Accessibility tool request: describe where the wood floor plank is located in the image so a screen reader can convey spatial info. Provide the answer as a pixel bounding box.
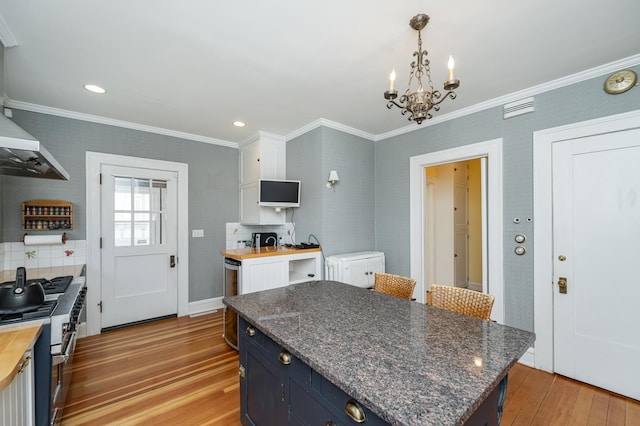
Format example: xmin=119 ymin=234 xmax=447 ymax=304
xmin=506 ymin=366 xmax=555 ymax=425
xmin=607 ymin=395 xmax=627 ymax=426
xmin=570 ymin=384 xmax=597 ymax=425
xmin=627 ymin=399 xmax=640 ymax=426
xmin=62 ymin=311 xmax=640 ymax=425
xmin=536 ymin=376 xmax=580 ymax=426
xmin=501 ymin=365 xmax=533 ymax=425
xmin=587 ymin=390 xmax=611 ymax=426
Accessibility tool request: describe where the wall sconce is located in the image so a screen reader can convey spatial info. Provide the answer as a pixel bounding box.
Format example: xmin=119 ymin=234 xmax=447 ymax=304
xmin=326 ymin=170 xmax=340 ymax=189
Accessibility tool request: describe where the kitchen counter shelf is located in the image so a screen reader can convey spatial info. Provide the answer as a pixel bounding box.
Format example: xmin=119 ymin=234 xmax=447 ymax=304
xmin=0 ymin=323 xmax=42 ymax=392
xmin=220 ymin=246 xmax=320 ymax=260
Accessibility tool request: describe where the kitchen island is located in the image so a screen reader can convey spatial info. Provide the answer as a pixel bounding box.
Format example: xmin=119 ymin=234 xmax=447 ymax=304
xmin=223 ymin=280 xmax=535 ymax=426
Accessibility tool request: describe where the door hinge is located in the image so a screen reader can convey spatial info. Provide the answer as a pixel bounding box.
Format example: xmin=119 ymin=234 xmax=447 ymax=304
xmin=100 ymin=237 xmax=103 ymax=249
xmin=99 ymin=173 xmax=102 ymax=185
xmin=98 ymin=301 xmax=103 ymax=313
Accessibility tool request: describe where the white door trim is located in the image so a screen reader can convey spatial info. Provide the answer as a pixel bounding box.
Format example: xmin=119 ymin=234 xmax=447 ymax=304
xmin=410 ymin=138 xmax=504 ymax=323
xmin=532 ymin=109 xmax=640 ymax=372
xmin=86 ymin=152 xmax=189 ymax=336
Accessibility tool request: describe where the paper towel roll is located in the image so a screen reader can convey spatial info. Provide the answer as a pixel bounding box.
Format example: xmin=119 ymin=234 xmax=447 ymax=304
xmin=23 ymin=234 xmax=66 ymax=246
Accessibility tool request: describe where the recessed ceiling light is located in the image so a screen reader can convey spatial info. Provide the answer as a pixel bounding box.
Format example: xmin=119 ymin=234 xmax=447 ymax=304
xmin=233 ymin=121 xmax=246 ymax=127
xmin=83 ymin=84 xmax=106 ymax=94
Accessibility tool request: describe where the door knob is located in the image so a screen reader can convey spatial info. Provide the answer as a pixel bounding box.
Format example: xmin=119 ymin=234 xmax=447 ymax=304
xmin=170 ymin=255 xmax=176 ymax=268
xmin=558 ymin=277 xmax=567 ymax=294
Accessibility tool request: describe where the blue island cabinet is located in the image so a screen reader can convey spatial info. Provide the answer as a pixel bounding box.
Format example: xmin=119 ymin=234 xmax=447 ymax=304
xmin=239 ymin=317 xmax=387 ymax=425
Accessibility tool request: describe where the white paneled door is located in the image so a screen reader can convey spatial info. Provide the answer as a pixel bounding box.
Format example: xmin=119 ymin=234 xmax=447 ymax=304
xmin=552 ymin=128 xmax=640 ymax=400
xmin=100 ymin=165 xmax=178 ymax=329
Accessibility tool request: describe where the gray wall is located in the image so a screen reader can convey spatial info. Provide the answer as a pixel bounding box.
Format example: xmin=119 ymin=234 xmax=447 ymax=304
xmin=287 ymin=127 xmax=375 ymax=257
xmin=1 ymin=110 xmax=239 ymax=302
xmin=374 ymin=65 xmax=640 ymax=332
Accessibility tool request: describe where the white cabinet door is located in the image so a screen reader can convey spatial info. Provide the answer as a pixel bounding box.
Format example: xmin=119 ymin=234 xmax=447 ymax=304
xmin=241 ymin=257 xmax=288 ymax=294
xmin=240 ymin=139 xmax=261 ymax=185
xmin=367 ymin=256 xmax=385 ymax=285
xmin=344 ymin=258 xmax=370 ymax=287
xmin=345 ymin=258 xmax=384 ymax=287
xmin=0 ymin=350 xmax=34 ymax=426
xmin=239 ymin=133 xmax=287 ymax=224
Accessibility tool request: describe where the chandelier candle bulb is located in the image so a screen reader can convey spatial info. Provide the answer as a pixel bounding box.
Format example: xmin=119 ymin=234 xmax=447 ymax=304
xmin=448 ymin=56 xmax=455 ymax=81
xmin=389 ymin=69 xmax=396 ymax=91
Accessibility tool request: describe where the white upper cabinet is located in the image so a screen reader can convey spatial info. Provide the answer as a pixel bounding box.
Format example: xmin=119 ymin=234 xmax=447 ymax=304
xmin=239 ymin=132 xmax=286 ymax=224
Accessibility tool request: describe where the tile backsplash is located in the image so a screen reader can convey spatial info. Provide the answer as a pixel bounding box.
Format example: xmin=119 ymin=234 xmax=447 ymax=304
xmin=1 ymin=239 xmax=86 ymax=270
xmin=225 ymin=222 xmax=295 ymax=249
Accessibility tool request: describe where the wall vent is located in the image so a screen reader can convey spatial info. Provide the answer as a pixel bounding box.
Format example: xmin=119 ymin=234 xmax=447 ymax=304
xmin=503 ymin=97 xmax=535 ymax=119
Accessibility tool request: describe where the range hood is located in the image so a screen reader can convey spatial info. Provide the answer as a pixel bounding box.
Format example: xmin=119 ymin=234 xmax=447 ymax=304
xmin=0 ymin=114 xmax=69 ymax=180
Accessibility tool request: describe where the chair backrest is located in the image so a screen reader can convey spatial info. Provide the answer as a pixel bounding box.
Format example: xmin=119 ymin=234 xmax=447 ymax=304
xmin=373 ymin=273 xmax=416 ymax=300
xmin=428 ymin=284 xmax=494 ymax=321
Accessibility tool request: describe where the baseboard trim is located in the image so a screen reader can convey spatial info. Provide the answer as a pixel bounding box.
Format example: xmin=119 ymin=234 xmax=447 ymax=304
xmin=467 ymin=281 xmax=482 ymax=292
xmin=189 ymin=296 xmax=224 ymax=317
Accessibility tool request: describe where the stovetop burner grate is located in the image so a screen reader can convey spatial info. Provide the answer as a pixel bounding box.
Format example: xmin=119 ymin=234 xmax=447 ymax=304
xmin=0 ymin=299 xmax=57 ymax=325
xmin=0 ymin=275 xmax=73 ymax=295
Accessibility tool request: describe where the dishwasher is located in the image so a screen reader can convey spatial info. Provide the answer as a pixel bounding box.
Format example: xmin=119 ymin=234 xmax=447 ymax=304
xmin=223 ymin=257 xmax=241 ymax=350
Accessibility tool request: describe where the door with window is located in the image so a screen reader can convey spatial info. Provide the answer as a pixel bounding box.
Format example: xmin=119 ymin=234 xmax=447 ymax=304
xmin=100 ymin=165 xmax=178 ymax=329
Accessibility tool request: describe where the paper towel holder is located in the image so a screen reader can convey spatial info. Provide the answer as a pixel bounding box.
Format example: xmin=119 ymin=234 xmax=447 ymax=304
xmin=22 ymin=232 xmax=67 ymax=245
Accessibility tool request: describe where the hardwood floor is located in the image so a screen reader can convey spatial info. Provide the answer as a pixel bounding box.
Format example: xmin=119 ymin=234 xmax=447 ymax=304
xmin=63 ymin=311 xmax=640 ymax=425
xmin=63 ymin=311 xmax=242 ymax=425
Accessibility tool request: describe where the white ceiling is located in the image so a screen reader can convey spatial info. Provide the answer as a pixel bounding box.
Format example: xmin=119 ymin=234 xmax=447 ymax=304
xmin=0 ymin=1 xmax=639 ymax=144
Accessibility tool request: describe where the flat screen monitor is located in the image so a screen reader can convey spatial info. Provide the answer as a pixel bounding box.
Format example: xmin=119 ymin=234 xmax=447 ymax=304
xmin=258 ymin=179 xmax=300 ymax=208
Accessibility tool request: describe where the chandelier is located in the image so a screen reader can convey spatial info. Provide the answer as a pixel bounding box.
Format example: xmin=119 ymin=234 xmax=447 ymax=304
xmin=384 ymin=14 xmax=460 ymax=124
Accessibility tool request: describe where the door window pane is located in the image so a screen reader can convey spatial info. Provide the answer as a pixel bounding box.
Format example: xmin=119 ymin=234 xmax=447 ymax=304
xmin=114 ymin=177 xmax=167 ymax=247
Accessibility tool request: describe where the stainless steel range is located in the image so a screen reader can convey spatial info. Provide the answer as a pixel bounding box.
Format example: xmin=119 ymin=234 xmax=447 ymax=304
xmin=0 ymin=272 xmax=87 ymax=425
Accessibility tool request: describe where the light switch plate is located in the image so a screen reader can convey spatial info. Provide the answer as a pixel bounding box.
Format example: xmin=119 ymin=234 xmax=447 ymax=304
xmin=192 ymin=229 xmax=204 ymax=238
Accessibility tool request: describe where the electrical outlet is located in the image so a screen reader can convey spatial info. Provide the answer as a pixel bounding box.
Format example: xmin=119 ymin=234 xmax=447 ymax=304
xmin=192 ymin=229 xmax=204 ymax=238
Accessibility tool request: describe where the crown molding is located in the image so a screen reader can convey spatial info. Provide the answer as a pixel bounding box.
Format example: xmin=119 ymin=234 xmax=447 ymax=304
xmin=239 ymin=130 xmax=286 ymax=147
xmin=3 ymin=97 xmax=238 ymax=148
xmin=0 ymin=14 xmax=18 ymax=47
xmin=285 ymin=118 xmax=376 ymax=142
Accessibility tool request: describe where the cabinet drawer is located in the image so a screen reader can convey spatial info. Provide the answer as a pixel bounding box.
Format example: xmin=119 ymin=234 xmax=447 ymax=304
xmin=290 ymin=379 xmax=340 ymax=426
xmin=240 ymin=318 xmax=311 ymax=385
xmin=316 ymin=372 xmax=387 ymax=425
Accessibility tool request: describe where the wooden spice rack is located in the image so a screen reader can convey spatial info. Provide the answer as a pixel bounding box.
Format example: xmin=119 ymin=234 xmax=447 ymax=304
xmin=22 ymin=199 xmax=73 ymax=231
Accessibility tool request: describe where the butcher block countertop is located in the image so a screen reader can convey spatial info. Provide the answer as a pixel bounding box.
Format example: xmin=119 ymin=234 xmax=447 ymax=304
xmin=224 ymin=280 xmax=535 ymax=426
xmin=0 ymin=323 xmax=42 ymax=391
xmin=0 ymin=264 xmax=85 ymax=282
xmin=220 ymin=246 xmax=321 ymax=260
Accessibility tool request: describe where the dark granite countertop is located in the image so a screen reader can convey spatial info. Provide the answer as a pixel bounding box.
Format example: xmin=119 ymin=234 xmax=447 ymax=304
xmin=223 ymin=280 xmax=535 ymax=426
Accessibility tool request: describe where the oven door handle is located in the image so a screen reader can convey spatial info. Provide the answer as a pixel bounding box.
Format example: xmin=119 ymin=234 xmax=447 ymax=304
xmin=52 ymin=331 xmax=77 ymax=366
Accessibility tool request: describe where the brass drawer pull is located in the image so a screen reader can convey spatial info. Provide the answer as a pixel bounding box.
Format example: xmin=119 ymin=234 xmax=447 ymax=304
xmin=278 ymin=351 xmax=292 ymax=365
xmin=246 ymin=326 xmax=256 ymax=337
xmin=345 ymin=399 xmax=366 ymax=423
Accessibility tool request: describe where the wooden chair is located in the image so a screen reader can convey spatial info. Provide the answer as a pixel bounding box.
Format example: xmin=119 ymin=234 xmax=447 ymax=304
xmin=373 ymin=273 xmax=416 ymax=300
xmin=427 ymin=284 xmax=494 ymax=321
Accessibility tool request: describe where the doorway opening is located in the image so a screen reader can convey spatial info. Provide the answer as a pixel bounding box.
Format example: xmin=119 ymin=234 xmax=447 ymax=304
xmin=424 ymin=159 xmax=483 ymax=292
xmin=410 ymin=139 xmax=504 ymax=323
